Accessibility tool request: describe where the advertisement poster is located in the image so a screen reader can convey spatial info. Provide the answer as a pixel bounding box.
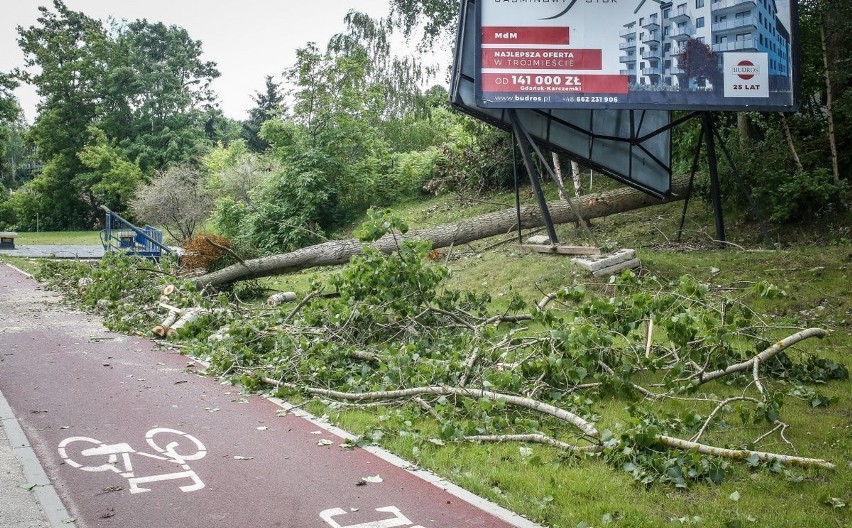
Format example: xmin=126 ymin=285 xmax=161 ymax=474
xmin=476 ymin=0 xmax=797 ymax=111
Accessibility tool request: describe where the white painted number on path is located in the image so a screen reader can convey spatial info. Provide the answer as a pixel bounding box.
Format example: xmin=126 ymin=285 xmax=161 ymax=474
xmin=58 ymin=428 xmax=206 ymax=494
xmin=320 ymin=506 xmax=427 ymax=528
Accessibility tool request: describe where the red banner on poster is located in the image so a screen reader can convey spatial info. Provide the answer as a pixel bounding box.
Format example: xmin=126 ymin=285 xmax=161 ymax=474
xmin=481 ymin=48 xmax=602 ymax=70
xmin=481 ymin=73 xmax=628 ymax=94
xmin=481 ymin=26 xmax=570 ymax=45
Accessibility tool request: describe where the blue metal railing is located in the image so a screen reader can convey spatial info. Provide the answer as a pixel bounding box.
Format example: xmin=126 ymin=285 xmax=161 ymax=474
xmin=100 ymin=205 xmax=171 ymax=259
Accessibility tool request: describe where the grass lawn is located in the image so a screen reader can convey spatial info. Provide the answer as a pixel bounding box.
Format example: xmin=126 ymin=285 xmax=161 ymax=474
xmin=11 ymin=231 xmax=103 ymax=246
xmin=255 ymin=195 xmax=851 ymax=528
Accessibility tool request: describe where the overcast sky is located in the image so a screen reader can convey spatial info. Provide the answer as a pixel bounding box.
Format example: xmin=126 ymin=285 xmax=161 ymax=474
xmin=1 ymin=0 xmax=435 ymax=122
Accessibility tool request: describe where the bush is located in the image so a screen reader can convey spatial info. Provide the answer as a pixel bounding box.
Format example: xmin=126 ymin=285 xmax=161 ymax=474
xmin=424 ymin=123 xmax=515 ymax=196
xmin=756 ymin=167 xmax=849 ymax=223
xmin=686 ymin=124 xmax=849 ymax=225
xmin=372 ymin=148 xmax=440 ymax=205
xmin=0 ymin=187 xmax=14 ymax=229
xmin=4 ymin=185 xmax=41 ymax=231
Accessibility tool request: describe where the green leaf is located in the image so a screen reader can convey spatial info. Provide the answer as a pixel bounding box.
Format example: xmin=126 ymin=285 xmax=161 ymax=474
xmin=746 ymin=453 xmax=761 ymax=467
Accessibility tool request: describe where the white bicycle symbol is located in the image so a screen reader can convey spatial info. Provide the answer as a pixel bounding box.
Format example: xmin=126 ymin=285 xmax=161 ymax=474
xmin=58 ymin=427 xmax=206 ymax=494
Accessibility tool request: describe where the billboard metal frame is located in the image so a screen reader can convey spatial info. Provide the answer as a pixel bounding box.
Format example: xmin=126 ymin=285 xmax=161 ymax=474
xmin=449 ymin=0 xmax=780 ymax=243
xmin=451 ymin=0 xmax=676 ymax=200
xmin=474 ymin=0 xmax=801 ymax=113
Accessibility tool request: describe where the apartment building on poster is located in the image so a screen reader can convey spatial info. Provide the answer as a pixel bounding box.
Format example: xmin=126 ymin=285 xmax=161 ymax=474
xmin=619 ymin=0 xmax=791 ymax=90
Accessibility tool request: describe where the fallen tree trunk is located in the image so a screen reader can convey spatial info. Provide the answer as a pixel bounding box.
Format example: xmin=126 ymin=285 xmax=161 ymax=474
xmin=194 ymin=176 xmax=690 ymax=288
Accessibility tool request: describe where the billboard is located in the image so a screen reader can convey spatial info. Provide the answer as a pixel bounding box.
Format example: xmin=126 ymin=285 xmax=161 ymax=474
xmin=452 ymin=0 xmax=673 ymax=197
xmin=476 ymin=0 xmax=798 ymax=111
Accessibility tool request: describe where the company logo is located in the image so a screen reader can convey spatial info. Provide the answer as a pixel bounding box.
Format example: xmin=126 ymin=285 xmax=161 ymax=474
xmin=732 ymin=60 xmax=759 ymax=80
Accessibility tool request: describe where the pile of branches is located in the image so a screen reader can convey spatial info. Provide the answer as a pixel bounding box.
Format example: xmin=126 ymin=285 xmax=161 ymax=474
xmin=38 ymin=231 xmax=847 ymax=488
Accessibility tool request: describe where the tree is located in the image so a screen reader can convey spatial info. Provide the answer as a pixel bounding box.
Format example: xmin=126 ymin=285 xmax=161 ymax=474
xmin=193 ymin=176 xmax=691 ymax=288
xmin=231 ymin=42 xmax=389 ymax=252
xmin=131 ymin=165 xmax=211 ymax=242
xmin=203 ymin=107 xmax=242 ymax=145
xmin=329 ymin=11 xmax=437 ymax=119
xmin=798 ymin=0 xmax=852 ymax=183
xmin=0 ymin=121 xmax=34 ymax=189
xmin=242 ymin=75 xmax=284 ymax=152
xmin=15 ymin=1 xmax=222 ymax=228
xmin=387 ymin=0 xmax=459 ymax=49
xmin=16 ymin=0 xmax=109 ymax=228
xmin=675 ymin=38 xmax=721 ymax=91
xmin=0 ymin=72 xmax=22 ymax=187
xmin=76 ymin=127 xmax=144 ymax=214
xmin=101 ymin=18 xmax=221 ymax=173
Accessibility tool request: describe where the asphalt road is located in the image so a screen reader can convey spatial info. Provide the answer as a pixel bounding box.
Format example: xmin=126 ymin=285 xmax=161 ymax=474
xmin=0 ymin=263 xmax=539 ymax=528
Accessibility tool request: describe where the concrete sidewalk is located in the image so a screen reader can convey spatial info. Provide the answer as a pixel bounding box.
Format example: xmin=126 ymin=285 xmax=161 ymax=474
xmin=1 ymin=390 xmax=68 ymax=528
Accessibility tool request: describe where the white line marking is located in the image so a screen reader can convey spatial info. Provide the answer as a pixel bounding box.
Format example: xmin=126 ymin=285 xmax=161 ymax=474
xmin=58 ymin=428 xmax=207 ymax=494
xmin=269 ymin=397 xmax=543 ymax=528
xmin=321 ymin=506 xmax=413 ymax=528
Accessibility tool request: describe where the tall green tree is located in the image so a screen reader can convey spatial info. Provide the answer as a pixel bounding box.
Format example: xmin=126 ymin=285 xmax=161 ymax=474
xmin=216 ymin=42 xmax=390 ymax=252
xmin=387 ymin=0 xmax=458 ymax=48
xmin=16 ymin=1 xmax=221 ymax=228
xmin=76 ymin=127 xmax=144 ymax=213
xmin=16 ymin=0 xmax=110 ymax=228
xmin=329 ymin=11 xmax=437 ymax=120
xmin=101 ymin=18 xmax=221 ymax=173
xmin=0 ymin=72 xmax=22 ymax=187
xmin=798 ymin=0 xmax=852 ymax=181
xmin=242 ymin=75 xmax=284 ymax=152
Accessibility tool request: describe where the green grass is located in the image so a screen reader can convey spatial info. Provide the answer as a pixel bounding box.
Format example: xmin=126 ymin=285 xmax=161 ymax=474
xmin=0 ymin=256 xmax=39 ymax=275
xmin=11 ymin=231 xmax=102 ymax=246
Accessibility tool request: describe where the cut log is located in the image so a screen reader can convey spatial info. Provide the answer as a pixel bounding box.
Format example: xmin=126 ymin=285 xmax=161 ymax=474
xmin=167 ymin=308 xmax=205 ymax=338
xmin=152 ymin=310 xmax=179 ymax=337
xmin=194 ymin=176 xmax=691 ymax=288
xmin=267 ymin=292 xmax=297 ymax=307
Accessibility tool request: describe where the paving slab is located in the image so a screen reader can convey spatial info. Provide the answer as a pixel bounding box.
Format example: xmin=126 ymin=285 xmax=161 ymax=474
xmin=0 ymin=408 xmax=52 ymax=528
xmin=0 ymin=263 xmax=540 ymax=528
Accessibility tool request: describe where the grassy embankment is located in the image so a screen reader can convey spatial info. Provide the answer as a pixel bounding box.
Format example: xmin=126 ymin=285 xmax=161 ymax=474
xmin=255 ymin=189 xmax=851 ymax=528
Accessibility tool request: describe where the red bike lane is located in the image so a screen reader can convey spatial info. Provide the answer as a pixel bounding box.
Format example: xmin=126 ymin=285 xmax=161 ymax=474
xmin=0 ymin=264 xmax=539 ymax=528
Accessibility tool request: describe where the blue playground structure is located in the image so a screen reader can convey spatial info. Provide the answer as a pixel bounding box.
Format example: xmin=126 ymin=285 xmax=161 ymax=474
xmin=100 ymin=206 xmax=171 ymax=260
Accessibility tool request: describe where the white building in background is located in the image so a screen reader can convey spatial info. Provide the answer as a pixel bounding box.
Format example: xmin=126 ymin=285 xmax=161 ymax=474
xmin=619 ymin=0 xmax=791 ymax=90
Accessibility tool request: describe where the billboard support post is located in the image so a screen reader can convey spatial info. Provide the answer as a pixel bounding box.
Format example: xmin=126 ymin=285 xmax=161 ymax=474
xmin=512 ymin=136 xmax=523 ymax=244
xmin=711 ymin=126 xmax=773 ymax=248
xmin=703 ymin=112 xmax=727 ymax=243
xmin=677 ymin=121 xmax=705 ymax=243
xmin=510 ymin=110 xmax=560 ymax=244
xmin=511 ymin=110 xmax=598 ymax=247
